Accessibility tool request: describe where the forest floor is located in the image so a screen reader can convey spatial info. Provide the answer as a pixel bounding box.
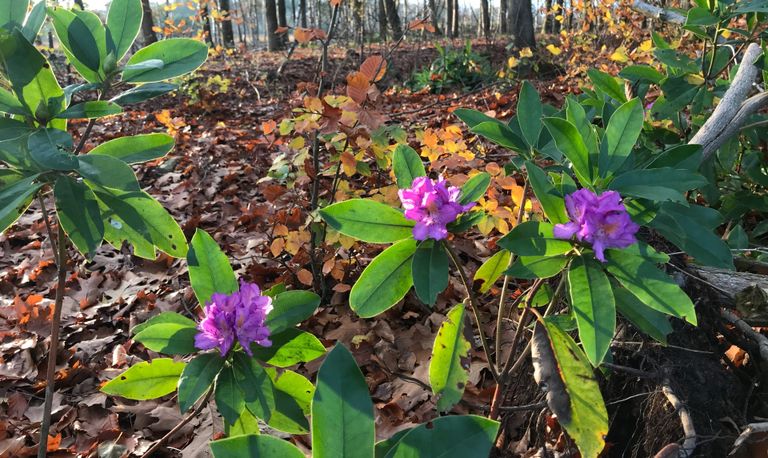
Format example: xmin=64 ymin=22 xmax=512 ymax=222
xmin=0 ymin=40 xmax=762 ymax=457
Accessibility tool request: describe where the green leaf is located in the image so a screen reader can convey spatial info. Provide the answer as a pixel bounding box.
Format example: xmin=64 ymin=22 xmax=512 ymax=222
xmin=177 ymin=353 xmax=224 ymax=413
xmin=0 ymin=174 xmax=43 ymax=234
xmin=429 ymin=303 xmax=470 ymax=412
xmin=411 ymin=240 xmax=449 ymax=305
xmin=567 ymin=256 xmax=615 ymax=366
xmin=107 ymin=0 xmax=143 ymax=61
xmin=613 ymin=286 xmax=672 ymax=345
xmin=22 ymin=1 xmax=47 ymax=42
xmin=0 ymin=28 xmax=65 ymax=120
xmin=648 ymin=144 xmax=702 ymax=171
xmin=609 ymin=168 xmax=706 ymax=203
xmin=605 ymin=250 xmax=697 ymax=324
xmin=54 ymin=176 xmax=104 ymax=257
xmin=542 ymin=117 xmax=593 ymax=186
xmin=312 ymin=344 xmax=375 ymax=458
xmin=57 ymin=101 xmax=122 ymax=119
xmin=587 ymin=68 xmax=627 ymax=103
xmin=110 ymin=82 xmax=178 ymax=105
xmin=232 ymin=352 xmax=276 ymax=422
xmin=599 ymin=98 xmax=643 ymax=176
xmin=88 ymin=132 xmax=175 ymax=164
xmin=187 ymin=229 xmax=238 ymax=306
xmin=498 ymin=221 xmax=572 ymax=257
xmin=531 ymin=319 xmax=608 ymax=458
xmin=506 ymin=255 xmax=569 ymax=279
xmin=267 ymin=290 xmax=321 ymax=334
xmin=383 ymin=415 xmax=499 ymax=458
xmin=225 ymin=407 xmax=260 ymax=437
xmin=210 ymin=435 xmax=304 ymax=458
xmin=474 ymin=249 xmax=511 ymax=293
xmin=0 ymin=87 xmax=28 ymax=116
xmin=28 ymin=128 xmax=78 ymax=171
xmin=350 ymin=238 xmax=418 ymax=317
xmin=453 ymin=108 xmax=497 ymax=128
xmin=459 ymin=172 xmax=490 ymax=205
xmin=526 ymin=161 xmax=567 ymax=224
xmin=618 ymin=65 xmax=664 ymax=84
xmin=392 ymin=144 xmax=425 ymax=189
xmin=48 ymin=7 xmax=103 ymax=82
xmin=265 ymin=368 xmax=311 ymax=434
xmin=101 ymin=358 xmax=185 ymax=400
xmin=686 ymin=7 xmax=719 ymax=26
xmin=91 ymin=187 xmax=188 ymax=259
xmin=123 ymin=38 xmax=208 ymax=82
xmin=518 ymin=80 xmax=543 ymax=148
xmin=267 ymin=367 xmax=314 ymax=414
xmin=133 ymin=312 xmax=197 ymax=355
xmin=320 ymin=199 xmax=415 ymax=243
xmin=0 ymin=0 xmax=28 ymax=30
xmin=77 ymin=154 xmax=141 ymax=191
xmin=376 ymin=430 xmax=413 ymax=458
xmin=216 ymin=366 xmax=245 ymax=426
xmin=470 ymin=121 xmax=528 ymax=153
xmin=250 ymin=328 xmax=325 ymax=368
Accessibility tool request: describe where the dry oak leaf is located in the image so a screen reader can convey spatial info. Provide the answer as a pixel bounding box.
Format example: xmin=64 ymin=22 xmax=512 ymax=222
xmin=346 ymin=71 xmax=371 ymax=104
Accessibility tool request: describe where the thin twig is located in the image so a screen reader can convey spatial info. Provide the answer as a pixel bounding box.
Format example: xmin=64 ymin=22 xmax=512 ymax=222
xmin=602 ymin=362 xmax=658 ymax=379
xmin=141 ymin=388 xmax=214 ymax=458
xmin=662 ymin=378 xmax=697 ymax=457
xmin=498 ymin=401 xmax=546 ymax=412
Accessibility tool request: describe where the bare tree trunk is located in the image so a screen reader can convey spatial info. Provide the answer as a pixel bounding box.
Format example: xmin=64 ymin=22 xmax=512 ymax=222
xmin=277 ymin=0 xmax=288 ymax=45
xmin=541 ymin=0 xmax=552 ymax=33
xmin=509 ymin=0 xmax=535 ymax=48
xmin=353 ymin=0 xmax=365 ymax=51
xmin=140 ymin=0 xmax=157 ymax=44
xmin=555 ymin=0 xmax=564 ymax=32
xmin=383 ymin=0 xmax=403 ymax=37
xmin=500 ymin=0 xmax=508 ymax=33
xmin=445 ymin=0 xmax=453 ymax=37
xmin=265 ymin=0 xmax=283 ymax=50
xmin=428 ymin=0 xmax=441 ymax=34
xmin=378 ymin=0 xmax=388 ymax=39
xmin=451 ymin=0 xmax=458 ymax=37
xmin=299 ymin=0 xmax=308 ymax=26
xmin=219 ymin=0 xmax=236 ymax=47
xmin=201 ymin=2 xmax=213 ymax=45
xmin=480 ymin=0 xmax=490 ymax=39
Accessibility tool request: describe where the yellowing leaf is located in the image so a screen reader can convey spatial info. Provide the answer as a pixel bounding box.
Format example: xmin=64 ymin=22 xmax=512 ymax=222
xmin=610 ymin=47 xmax=628 ymax=63
xmin=507 ymin=56 xmax=519 ymax=68
xmin=546 ymin=44 xmax=562 ymax=56
xmin=639 ymin=40 xmax=653 ymax=52
xmin=685 ymin=74 xmax=705 ymax=86
xmin=520 ymin=47 xmax=533 ymax=58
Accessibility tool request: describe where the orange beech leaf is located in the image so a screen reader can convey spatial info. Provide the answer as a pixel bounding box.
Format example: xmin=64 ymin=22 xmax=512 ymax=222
xmin=275 ymin=26 xmax=289 ymax=34
xmin=297 ymin=269 xmax=314 ymax=285
xmin=346 ymin=71 xmax=371 ymax=104
xmin=261 ymin=119 xmax=276 ymax=135
xmin=330 ymin=0 xmax=342 ymax=6
xmin=408 ymin=18 xmax=436 ymax=33
xmin=360 ymin=55 xmax=386 ymax=82
xmin=294 ymin=28 xmax=326 ymax=43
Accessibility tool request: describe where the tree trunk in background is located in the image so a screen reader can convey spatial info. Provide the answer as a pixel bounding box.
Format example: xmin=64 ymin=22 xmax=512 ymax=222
xmin=383 ymin=0 xmax=403 ymax=38
xmin=299 ymin=0 xmax=307 ymax=27
xmin=353 ymin=0 xmax=365 ymax=51
xmin=509 ymin=0 xmax=535 ymax=48
xmin=428 ymin=0 xmax=441 ymax=34
xmin=445 ymin=0 xmax=453 ymax=37
xmin=277 ymin=0 xmax=288 ymax=45
xmin=500 ymin=0 xmax=508 ymax=33
xmin=201 ymin=2 xmax=213 ymax=45
xmin=219 ymin=0 xmax=236 ymax=48
xmin=480 ymin=0 xmax=490 ymax=39
xmin=265 ymin=0 xmax=282 ymax=50
xmin=451 ymin=0 xmax=458 ymax=37
xmin=74 ymin=0 xmax=85 ymax=9
xmin=541 ymin=0 xmax=552 ymax=33
xmin=378 ymin=0 xmax=388 ymax=39
xmin=140 ymin=0 xmax=157 ymax=44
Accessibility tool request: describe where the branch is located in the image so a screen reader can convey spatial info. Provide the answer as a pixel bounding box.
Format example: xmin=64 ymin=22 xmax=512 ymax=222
xmin=730 ymin=422 xmax=768 ymax=455
xmin=661 ymin=378 xmax=697 ymax=457
xmin=631 ymin=0 xmax=686 ymax=25
xmin=720 ymin=308 xmax=768 ymax=361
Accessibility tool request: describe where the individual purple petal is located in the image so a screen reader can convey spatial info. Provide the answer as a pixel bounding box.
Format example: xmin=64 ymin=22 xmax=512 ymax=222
xmin=398 ymin=175 xmax=476 ymax=241
xmin=553 ymin=222 xmax=579 ymax=239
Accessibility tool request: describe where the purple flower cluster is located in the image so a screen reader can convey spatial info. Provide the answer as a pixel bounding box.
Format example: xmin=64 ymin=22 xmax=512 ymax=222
xmin=553 ymin=189 xmax=639 ymax=262
xmin=398 ymin=176 xmax=475 ymax=241
xmin=195 ymin=281 xmax=273 ymax=356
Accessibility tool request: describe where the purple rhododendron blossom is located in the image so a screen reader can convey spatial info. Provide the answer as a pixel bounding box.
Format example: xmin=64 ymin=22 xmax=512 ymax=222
xmin=195 ymin=280 xmax=273 ymax=356
xmin=553 ymin=189 xmax=639 ymax=262
xmin=398 ymin=175 xmax=475 ymax=241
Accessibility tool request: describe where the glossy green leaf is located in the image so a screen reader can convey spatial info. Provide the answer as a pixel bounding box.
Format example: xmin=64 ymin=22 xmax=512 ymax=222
xmin=498 ymin=221 xmax=572 ymax=257
xmin=392 ymin=144 xmax=425 ymax=189
xmin=225 ymin=408 xmax=260 ymax=437
xmin=567 ymin=256 xmax=615 ymax=366
xmin=429 ymin=303 xmax=470 ymax=412
xmin=28 ymin=128 xmax=78 ymax=171
xmin=0 ymin=0 xmax=28 ymax=30
xmin=531 ymin=319 xmax=608 ymax=458
xmin=383 ymin=415 xmax=499 ymax=458
xmin=48 ymin=7 xmax=103 ymax=81
xmin=648 ymin=144 xmax=702 ymax=171
xmin=232 ymin=352 xmax=276 ymax=422
xmin=88 ymin=132 xmax=175 ymax=164
xmin=587 ymin=68 xmax=627 ymax=103
xmin=77 ymin=154 xmax=141 ymax=191
xmin=0 ymin=174 xmax=43 ymax=234
xmin=453 ymin=108 xmax=497 ymax=128
xmin=320 ymin=199 xmax=414 ymax=243
xmin=22 ymin=1 xmax=47 ymax=42
xmin=250 ymin=328 xmax=325 ymax=368
xmin=474 ymin=249 xmax=511 ymax=293
xmin=215 ymin=365 xmax=245 ymax=426
xmin=609 ymin=168 xmax=706 ymax=202
xmin=0 ymin=87 xmax=28 ymax=116
xmin=470 ymin=121 xmax=528 ymax=152
xmin=101 ymin=358 xmax=185 ymax=400
xmin=599 ymin=98 xmax=643 ymax=176
xmin=177 ymin=353 xmax=224 ymax=413
xmin=350 ymin=238 xmax=418 ymax=317
xmin=459 ymin=172 xmax=490 ymax=205
xmin=110 ymin=82 xmax=178 ymax=105
xmin=107 ymin=0 xmax=143 ymax=61
xmin=542 ymin=117 xmax=593 ymax=186
xmin=518 ymin=81 xmax=543 ymax=148
xmin=376 ymin=430 xmax=413 ymax=458
xmin=54 ymin=176 xmax=104 ymax=257
xmin=605 ymin=250 xmax=697 ymax=324
xmin=526 ymin=161 xmax=567 ymax=224
xmin=57 ymin=101 xmax=122 ymax=119
xmin=123 ymin=38 xmax=208 ymax=82
xmin=187 ymin=228 xmax=238 ymax=306
xmin=506 ymin=254 xmax=569 ymax=279
xmin=267 ymin=368 xmax=314 ymax=414
xmin=411 ymin=240 xmax=449 ymax=305
xmin=132 ymin=312 xmax=197 ymax=355
xmin=210 ymin=435 xmax=304 ymax=458
xmin=312 ymin=344 xmax=375 ymax=458
xmin=265 ymin=368 xmax=311 ymax=434
xmin=267 ymin=290 xmax=321 ymax=334
xmin=686 ymin=7 xmax=719 ymax=26
xmin=618 ymin=65 xmax=664 ymax=84
xmin=92 ymin=187 xmax=188 ymax=259
xmin=613 ymin=286 xmax=672 ymax=345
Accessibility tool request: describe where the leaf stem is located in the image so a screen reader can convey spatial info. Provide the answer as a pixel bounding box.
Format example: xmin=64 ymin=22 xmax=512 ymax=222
xmin=443 ymin=241 xmax=499 ymax=382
